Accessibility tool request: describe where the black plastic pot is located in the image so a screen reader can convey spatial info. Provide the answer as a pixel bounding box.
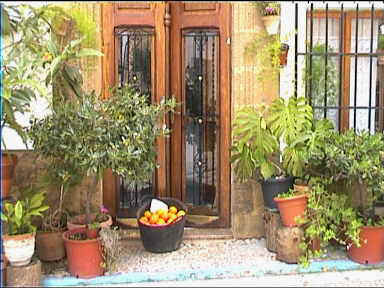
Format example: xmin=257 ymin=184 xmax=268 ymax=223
xmin=261 ymin=176 xmax=294 ymax=210
xmin=137 ymin=197 xmax=187 ymax=253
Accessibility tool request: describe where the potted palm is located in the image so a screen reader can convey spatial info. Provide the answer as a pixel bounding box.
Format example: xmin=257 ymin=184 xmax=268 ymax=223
xmin=27 ymin=85 xmax=176 ymax=278
xmin=231 ymin=96 xmax=313 ymax=209
xmin=1 ymin=187 xmax=49 ymax=267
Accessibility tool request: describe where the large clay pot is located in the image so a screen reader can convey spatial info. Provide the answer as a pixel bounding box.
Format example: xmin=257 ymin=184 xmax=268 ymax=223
xmin=36 ymin=231 xmax=66 ymax=262
xmin=2 ymin=232 xmax=35 ymax=267
xmin=1 ymin=153 xmax=17 ymax=200
xmin=63 ymin=228 xmax=104 ymax=279
xmin=67 ymin=213 xmax=112 ymax=231
xmin=274 ymin=194 xmax=308 ymax=227
xmin=347 ymin=225 xmax=384 ymax=264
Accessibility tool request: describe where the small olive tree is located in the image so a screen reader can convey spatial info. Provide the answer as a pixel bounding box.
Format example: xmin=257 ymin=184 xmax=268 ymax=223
xmin=27 ymin=85 xmax=176 ymax=224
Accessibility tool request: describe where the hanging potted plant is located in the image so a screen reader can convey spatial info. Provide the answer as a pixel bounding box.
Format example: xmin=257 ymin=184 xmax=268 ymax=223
xmin=27 ymin=85 xmax=176 ymax=278
xmin=255 ymin=2 xmax=281 ymax=35
xmin=1 ymin=187 xmax=49 ymax=267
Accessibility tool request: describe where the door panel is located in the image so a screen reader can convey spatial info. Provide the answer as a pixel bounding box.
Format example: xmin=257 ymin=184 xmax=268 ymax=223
xmin=170 ymin=2 xmax=231 ymax=227
xmin=102 ymin=2 xmax=231 ymax=228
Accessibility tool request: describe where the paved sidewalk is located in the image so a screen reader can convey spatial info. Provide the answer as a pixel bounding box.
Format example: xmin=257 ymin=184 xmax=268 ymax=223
xmin=83 ymin=269 xmax=384 ymax=287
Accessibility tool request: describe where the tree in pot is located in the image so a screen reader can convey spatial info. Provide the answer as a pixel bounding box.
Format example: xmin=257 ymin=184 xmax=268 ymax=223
xmin=1 ymin=187 xmax=49 ymax=267
xmin=231 ymin=96 xmax=313 ymax=209
xmin=305 ymin=128 xmax=384 ymax=264
xmin=27 ymin=85 xmax=176 ymax=278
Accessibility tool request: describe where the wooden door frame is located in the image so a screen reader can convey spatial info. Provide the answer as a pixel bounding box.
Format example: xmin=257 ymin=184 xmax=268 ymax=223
xmin=169 ymin=2 xmax=232 ymax=227
xmin=101 ymin=2 xmax=232 ymax=229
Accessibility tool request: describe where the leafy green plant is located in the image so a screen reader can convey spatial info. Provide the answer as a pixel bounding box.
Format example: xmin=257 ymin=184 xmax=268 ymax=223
xmin=27 ymin=85 xmax=177 ymax=226
xmin=297 ymin=177 xmax=362 ymax=267
xmin=231 ymin=96 xmax=313 ymax=183
xmin=1 ymin=187 xmax=49 ymax=235
xmin=1 ymin=4 xmax=102 ymax=149
xmin=302 ymin=43 xmax=339 ymax=122
xmin=378 ymin=34 xmax=384 ymax=50
xmin=275 ymin=188 xmax=304 ymax=199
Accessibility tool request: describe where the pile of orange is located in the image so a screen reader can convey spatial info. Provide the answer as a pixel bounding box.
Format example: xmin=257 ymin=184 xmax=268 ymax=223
xmin=139 ymin=205 xmax=186 ymax=226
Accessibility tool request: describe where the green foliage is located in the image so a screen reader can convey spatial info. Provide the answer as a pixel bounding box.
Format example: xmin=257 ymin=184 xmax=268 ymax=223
xmin=1 ymin=188 xmax=49 ymax=235
xmin=245 ymin=30 xmax=284 ymax=87
xmin=275 ymin=188 xmax=298 ymax=199
xmin=231 ymin=96 xmax=314 ymax=182
xmin=297 ymin=177 xmax=362 ymax=267
xmin=378 ymin=34 xmax=384 ymax=50
xmin=302 ymin=43 xmax=339 ymax=122
xmin=1 ymin=3 xmax=102 ymax=149
xmin=27 ymin=84 xmax=177 ymax=224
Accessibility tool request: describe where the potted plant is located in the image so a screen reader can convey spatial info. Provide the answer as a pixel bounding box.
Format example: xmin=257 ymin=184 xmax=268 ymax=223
xmin=305 ymin=128 xmax=384 ymax=264
xmin=231 ymin=96 xmax=313 ymax=209
xmin=1 ymin=187 xmax=49 ymax=267
xmin=273 ymin=188 xmax=308 ymax=227
xmin=254 ymin=2 xmax=281 ymax=35
xmin=27 ymin=85 xmax=176 ymax=278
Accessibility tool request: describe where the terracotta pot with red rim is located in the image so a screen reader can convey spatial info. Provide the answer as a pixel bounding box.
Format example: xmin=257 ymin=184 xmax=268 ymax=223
xmin=67 ymin=213 xmax=112 ymax=231
xmin=347 ymin=225 xmax=384 ymax=264
xmin=86 ymin=228 xmax=100 ymax=239
xmin=62 ymin=228 xmax=104 ymax=279
xmin=273 ymin=194 xmax=308 ymax=227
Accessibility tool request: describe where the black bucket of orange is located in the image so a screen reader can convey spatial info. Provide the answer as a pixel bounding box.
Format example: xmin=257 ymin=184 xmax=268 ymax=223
xmin=137 ymin=197 xmax=188 ymax=253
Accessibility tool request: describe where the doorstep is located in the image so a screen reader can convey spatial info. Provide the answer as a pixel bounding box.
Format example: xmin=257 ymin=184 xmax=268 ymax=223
xmin=118 ymin=227 xmax=234 ymax=241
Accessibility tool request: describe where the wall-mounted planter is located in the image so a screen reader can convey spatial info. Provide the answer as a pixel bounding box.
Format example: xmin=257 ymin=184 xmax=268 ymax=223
xmin=280 ymin=43 xmax=289 ymax=67
xmin=262 ymin=15 xmax=280 ymax=35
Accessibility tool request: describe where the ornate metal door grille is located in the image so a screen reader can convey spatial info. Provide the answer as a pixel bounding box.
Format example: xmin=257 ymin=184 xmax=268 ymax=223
xmin=115 ymin=27 xmax=154 ymax=217
xmin=183 ymin=30 xmax=219 ymax=210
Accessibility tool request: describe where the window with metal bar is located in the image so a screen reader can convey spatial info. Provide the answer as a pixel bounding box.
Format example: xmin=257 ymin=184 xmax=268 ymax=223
xmin=294 ymin=2 xmax=384 ymax=133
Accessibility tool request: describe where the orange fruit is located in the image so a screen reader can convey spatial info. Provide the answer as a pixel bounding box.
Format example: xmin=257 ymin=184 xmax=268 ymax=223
xmin=149 ymin=214 xmax=159 ymax=224
xmin=156 ymin=208 xmax=167 ymax=216
xmin=176 ymin=210 xmax=186 ymax=217
xmin=157 ymin=218 xmax=166 ymax=225
xmin=144 ymin=210 xmax=152 ymax=219
xmin=139 ymin=216 xmax=148 ymax=224
xmin=168 ymin=206 xmax=178 ymax=214
xmin=167 ymin=213 xmax=178 ymax=224
xmin=160 ymin=211 xmax=169 ymax=221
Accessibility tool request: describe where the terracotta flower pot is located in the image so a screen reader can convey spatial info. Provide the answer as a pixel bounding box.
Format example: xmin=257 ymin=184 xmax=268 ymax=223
xmin=1 ymin=153 xmax=17 ymax=200
xmin=274 ymin=194 xmax=308 ymax=227
xmin=67 ymin=213 xmax=112 ymax=231
xmin=347 ymin=225 xmax=384 ymax=264
xmin=86 ymin=228 xmax=100 ymax=239
xmin=62 ymin=228 xmax=104 ymax=279
xmin=2 ymin=232 xmax=35 ymax=267
xmin=36 ymin=230 xmax=66 ymax=262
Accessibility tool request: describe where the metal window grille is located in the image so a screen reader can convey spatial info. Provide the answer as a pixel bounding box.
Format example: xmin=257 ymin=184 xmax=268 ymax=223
xmin=294 ymin=2 xmax=384 ymax=133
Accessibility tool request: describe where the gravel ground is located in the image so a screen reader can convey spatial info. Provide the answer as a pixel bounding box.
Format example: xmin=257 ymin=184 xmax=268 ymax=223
xmin=42 ymin=237 xmax=347 ymax=277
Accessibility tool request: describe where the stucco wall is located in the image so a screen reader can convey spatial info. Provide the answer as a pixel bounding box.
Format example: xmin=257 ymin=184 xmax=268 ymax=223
xmin=230 ymin=2 xmax=280 ymax=239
